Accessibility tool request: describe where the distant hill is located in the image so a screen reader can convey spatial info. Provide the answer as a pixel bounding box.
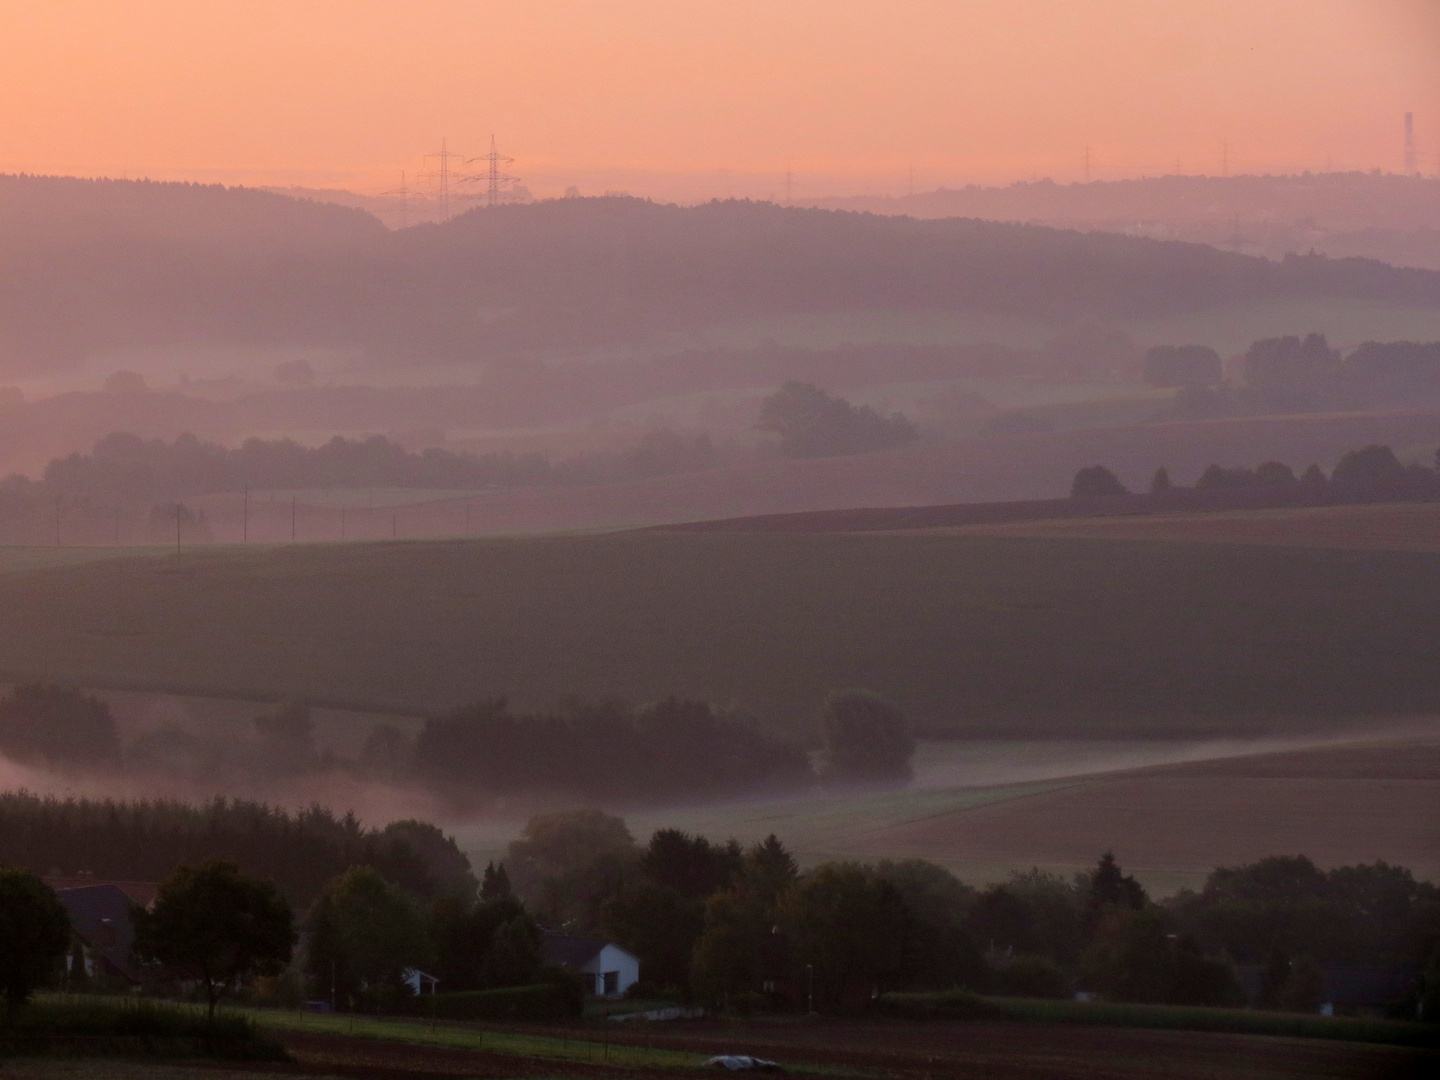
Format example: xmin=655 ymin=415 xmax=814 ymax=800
xmin=3 ymin=174 xmax=1440 ymax=372
xmin=808 ymin=172 xmax=1440 ymax=270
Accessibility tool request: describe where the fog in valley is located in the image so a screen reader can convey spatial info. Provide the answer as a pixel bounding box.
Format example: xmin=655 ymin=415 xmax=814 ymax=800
xmin=1 ymin=5 xmax=1439 ymax=1063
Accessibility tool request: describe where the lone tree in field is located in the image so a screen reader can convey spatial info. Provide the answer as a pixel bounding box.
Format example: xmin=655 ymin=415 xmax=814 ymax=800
xmin=133 ymin=860 xmax=294 ymax=1018
xmin=1071 ymin=465 xmax=1128 ymax=498
xmin=819 ymin=690 xmax=916 ymax=785
xmin=0 ymin=869 xmax=71 ymax=1012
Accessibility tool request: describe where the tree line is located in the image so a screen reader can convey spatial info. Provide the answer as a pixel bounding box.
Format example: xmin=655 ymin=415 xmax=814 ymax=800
xmin=506 ymin=812 xmax=1440 ymax=1017
xmin=1 ymin=803 xmax=1436 ymax=1021
xmin=0 ymin=790 xmax=474 ymax=908
xmin=0 ymin=685 xmax=918 ymax=808
xmin=9 ymin=427 xmax=719 ymax=512
xmin=1073 ymin=442 xmax=1439 ymax=499
xmin=1145 ymin=334 xmax=1440 ymax=417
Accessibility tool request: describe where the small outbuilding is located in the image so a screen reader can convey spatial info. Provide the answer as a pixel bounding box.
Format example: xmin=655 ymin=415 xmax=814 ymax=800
xmin=542 ymin=931 xmax=640 ymax=998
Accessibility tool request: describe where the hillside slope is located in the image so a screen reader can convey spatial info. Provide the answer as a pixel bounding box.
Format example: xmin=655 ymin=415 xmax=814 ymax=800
xmin=3 ymin=529 xmax=1440 ymax=737
xmin=4 ymin=177 xmax=1440 ymax=371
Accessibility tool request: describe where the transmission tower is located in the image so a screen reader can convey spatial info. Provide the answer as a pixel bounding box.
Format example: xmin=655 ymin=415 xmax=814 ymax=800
xmin=379 ymin=170 xmax=411 ymax=228
xmin=419 ymin=138 xmax=464 ymax=220
xmin=461 ymin=136 xmax=521 ymax=208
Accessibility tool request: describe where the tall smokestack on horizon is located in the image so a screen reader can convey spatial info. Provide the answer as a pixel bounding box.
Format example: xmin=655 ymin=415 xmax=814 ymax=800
xmin=1404 ymin=111 xmax=1417 ymax=174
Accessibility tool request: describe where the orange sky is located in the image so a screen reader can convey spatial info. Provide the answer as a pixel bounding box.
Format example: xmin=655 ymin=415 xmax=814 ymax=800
xmin=0 ymin=0 xmax=1437 ymax=199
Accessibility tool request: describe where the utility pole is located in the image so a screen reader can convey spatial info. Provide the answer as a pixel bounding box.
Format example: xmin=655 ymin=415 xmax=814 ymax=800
xmin=341 ymin=506 xmax=346 ymax=541
xmin=242 ymin=485 xmax=249 ymax=543
xmin=1221 ymin=139 xmax=1229 ymax=177
xmin=392 ymin=513 xmax=397 ymax=539
xmin=1084 ymin=145 xmax=1091 ymax=183
xmin=784 ymin=165 xmax=793 ymax=205
xmin=176 ymin=504 xmax=183 ymax=556
xmin=1405 ymin=112 xmax=1417 ymax=174
xmin=114 ymin=507 xmax=121 ymax=546
xmin=291 ymin=496 xmax=297 ymax=542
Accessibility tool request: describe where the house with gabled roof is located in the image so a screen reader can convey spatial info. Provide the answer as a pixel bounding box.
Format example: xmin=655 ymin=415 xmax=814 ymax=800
xmin=53 ymin=882 xmax=148 ymax=987
xmin=542 ymin=931 xmax=639 ymax=998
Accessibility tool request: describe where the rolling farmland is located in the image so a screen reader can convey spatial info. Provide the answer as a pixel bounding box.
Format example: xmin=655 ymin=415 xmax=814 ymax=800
xmin=2 ymin=523 xmax=1440 ymax=737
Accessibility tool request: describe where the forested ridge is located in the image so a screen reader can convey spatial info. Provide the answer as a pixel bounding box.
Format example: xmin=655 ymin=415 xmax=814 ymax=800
xmin=4 ymin=176 xmax=1440 ymax=367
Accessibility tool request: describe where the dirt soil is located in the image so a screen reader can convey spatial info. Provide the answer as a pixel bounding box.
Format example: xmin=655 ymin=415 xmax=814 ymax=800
xmin=280 ymin=1020 xmax=1438 ymax=1080
xmin=5 ymin=1018 xmax=1433 ymax=1080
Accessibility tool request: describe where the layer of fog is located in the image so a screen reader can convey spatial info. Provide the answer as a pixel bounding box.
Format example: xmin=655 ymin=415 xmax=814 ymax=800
xmin=907 ymin=718 xmax=1440 ymax=791
xmin=5 ymin=685 xmax=1436 ymax=841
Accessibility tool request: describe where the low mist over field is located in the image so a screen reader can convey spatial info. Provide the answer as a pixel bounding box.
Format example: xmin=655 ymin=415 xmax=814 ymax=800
xmin=1 ymin=6 xmax=1439 ymax=1070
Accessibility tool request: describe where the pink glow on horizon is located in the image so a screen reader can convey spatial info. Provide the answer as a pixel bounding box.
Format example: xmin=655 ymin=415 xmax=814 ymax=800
xmin=0 ymin=1 xmax=1435 ymax=199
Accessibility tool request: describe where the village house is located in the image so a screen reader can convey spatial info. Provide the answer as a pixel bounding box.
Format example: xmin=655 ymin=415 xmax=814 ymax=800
xmin=49 ymin=880 xmax=156 ymax=988
xmin=542 ymin=932 xmax=639 ymax=998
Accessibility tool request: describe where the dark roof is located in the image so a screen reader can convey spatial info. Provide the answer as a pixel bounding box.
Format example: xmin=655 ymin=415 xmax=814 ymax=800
xmin=55 ymin=884 xmax=142 ymax=984
xmin=543 ymin=931 xmax=607 ymax=969
xmin=45 ymin=877 xmax=158 ymax=908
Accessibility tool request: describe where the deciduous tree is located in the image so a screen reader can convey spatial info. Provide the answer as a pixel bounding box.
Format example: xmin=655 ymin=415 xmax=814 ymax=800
xmin=133 ymin=860 xmax=293 ymax=1018
xmin=0 ymin=869 xmax=70 ymax=1012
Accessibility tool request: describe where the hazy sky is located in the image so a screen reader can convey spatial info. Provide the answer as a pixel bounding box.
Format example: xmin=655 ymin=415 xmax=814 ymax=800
xmin=1 ymin=1 xmax=1437 ymax=199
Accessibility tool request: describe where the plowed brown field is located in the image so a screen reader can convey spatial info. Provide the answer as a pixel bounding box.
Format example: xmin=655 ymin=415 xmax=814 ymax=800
xmin=276 ymin=1021 xmax=1440 ymax=1080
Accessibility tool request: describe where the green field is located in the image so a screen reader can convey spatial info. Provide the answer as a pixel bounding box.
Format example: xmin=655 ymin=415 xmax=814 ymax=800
xmin=240 ymin=1008 xmax=709 ymax=1073
xmin=0 ymin=529 xmax=1438 ymax=740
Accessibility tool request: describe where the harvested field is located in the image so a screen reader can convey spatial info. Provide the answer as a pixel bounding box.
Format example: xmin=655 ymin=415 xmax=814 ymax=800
xmin=6 ymin=532 xmax=1440 ymax=737
xmin=951 ymin=500 xmax=1440 ymax=552
xmin=7 ymin=1016 xmax=1429 ymax=1080
xmin=260 ymin=1015 xmax=1440 ymax=1080
xmin=453 ymin=733 xmax=1440 ymax=895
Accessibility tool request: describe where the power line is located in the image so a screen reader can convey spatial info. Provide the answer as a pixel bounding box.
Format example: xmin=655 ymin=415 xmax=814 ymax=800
xmin=459 ymin=135 xmax=521 ymax=208
xmin=379 ymin=170 xmax=411 ymax=227
xmin=419 ymin=138 xmax=463 ymax=220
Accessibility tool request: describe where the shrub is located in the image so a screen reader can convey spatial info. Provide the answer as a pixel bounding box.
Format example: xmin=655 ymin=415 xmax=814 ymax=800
xmin=989 ymin=956 xmax=1070 ymax=999
xmin=876 ymin=988 xmax=1007 ymax=1020
xmin=405 ymin=983 xmax=581 ymax=1021
xmin=1071 ymin=466 xmax=1127 ymax=498
xmin=0 ymin=998 xmax=284 ymax=1060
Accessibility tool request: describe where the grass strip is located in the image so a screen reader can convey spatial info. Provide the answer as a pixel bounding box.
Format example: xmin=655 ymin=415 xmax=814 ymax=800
xmin=986 ymin=996 xmax=1440 ymax=1047
xmin=242 ymin=1007 xmax=877 ymax=1077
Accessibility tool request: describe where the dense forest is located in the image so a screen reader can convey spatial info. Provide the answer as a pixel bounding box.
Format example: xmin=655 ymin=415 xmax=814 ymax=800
xmin=0 ymin=792 xmax=473 ymax=907
xmin=4 ymin=175 xmax=1440 ymax=368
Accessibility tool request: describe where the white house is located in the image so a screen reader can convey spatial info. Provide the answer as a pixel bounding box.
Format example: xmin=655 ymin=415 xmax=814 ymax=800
xmin=542 ymin=932 xmax=640 ymax=998
xmin=401 ymin=968 xmax=439 ymax=995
